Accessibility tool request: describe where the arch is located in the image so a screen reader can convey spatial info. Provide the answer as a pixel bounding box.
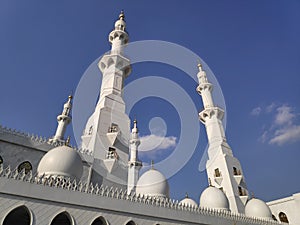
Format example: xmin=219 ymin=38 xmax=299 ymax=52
xmin=3 ymin=205 xmax=32 ymax=225
xmin=18 ymin=161 xmax=32 ymax=174
xmin=91 ymin=216 xmax=108 ymax=225
xmin=0 ymin=155 xmax=3 ymax=164
xmin=272 ymin=214 xmax=277 ymax=221
xmin=125 ymin=220 xmax=136 ymax=225
xmin=50 ymin=211 xmax=73 ymax=225
xmin=279 ymin=212 xmax=289 ymax=223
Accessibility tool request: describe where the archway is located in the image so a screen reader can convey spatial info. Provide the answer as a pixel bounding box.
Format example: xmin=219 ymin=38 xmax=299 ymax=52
xmin=50 ymin=211 xmax=72 ymax=225
xmin=279 ymin=212 xmax=289 ymax=223
xmin=125 ymin=221 xmax=136 ymax=225
xmin=91 ymin=216 xmax=107 ymax=225
xmin=3 ymin=205 xmax=31 ymax=225
xmin=18 ymin=161 xmax=32 ymax=174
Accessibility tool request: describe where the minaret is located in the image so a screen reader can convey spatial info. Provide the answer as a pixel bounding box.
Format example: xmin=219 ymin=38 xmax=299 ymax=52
xmin=127 ymin=119 xmax=142 ymax=194
xmin=48 ymin=95 xmax=72 ymax=145
xmin=197 ymin=63 xmax=249 ymax=213
xmin=81 ymin=12 xmax=131 ymax=187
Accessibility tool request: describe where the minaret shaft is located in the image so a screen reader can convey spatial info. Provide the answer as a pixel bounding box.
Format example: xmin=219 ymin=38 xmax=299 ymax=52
xmin=80 ymin=12 xmax=132 ymax=188
xmin=127 ymin=119 xmax=142 ymax=194
xmin=49 ymin=95 xmax=72 ymax=144
xmin=197 ymin=63 xmax=249 ymax=213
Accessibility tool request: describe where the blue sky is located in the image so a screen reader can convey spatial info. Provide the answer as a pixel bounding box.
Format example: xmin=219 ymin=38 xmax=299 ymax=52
xmin=0 ymin=1 xmax=299 ymax=202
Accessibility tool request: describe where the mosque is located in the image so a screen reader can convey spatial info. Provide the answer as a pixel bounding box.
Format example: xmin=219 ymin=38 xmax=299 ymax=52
xmin=0 ymin=12 xmax=299 ymax=225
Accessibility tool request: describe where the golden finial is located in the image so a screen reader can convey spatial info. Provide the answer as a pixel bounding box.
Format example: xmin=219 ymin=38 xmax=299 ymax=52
xmin=119 ymin=10 xmax=125 ymax=20
xmin=68 ymin=90 xmax=73 ymax=99
xmin=66 ymin=136 xmax=71 ymax=146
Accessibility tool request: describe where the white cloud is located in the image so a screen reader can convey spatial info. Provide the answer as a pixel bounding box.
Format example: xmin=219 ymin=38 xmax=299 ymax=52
xmin=139 ymin=134 xmax=177 ymax=152
xmin=266 ymin=102 xmax=276 ymax=113
xmin=274 ymin=105 xmax=295 ymax=126
xmin=256 ymin=103 xmax=300 ymax=146
xmin=269 ymin=125 xmax=300 ymax=145
xmin=259 ymin=130 xmax=268 ymax=143
xmin=250 ymin=107 xmax=262 ymax=116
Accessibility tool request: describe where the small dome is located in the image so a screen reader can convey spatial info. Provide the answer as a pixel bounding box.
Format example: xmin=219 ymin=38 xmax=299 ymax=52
xmin=37 ymin=145 xmax=83 ymax=180
xmin=180 ymin=196 xmax=198 ymax=207
xmin=245 ymin=198 xmax=272 ymax=218
xmin=136 ymin=168 xmax=169 ymax=198
xmin=200 ymin=186 xmax=229 ymax=210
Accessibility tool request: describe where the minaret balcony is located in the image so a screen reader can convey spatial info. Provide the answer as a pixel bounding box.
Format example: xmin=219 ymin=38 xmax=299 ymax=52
xmin=199 ymin=107 xmax=224 ymax=123
xmin=196 ymin=83 xmax=213 ymax=94
xmin=98 ymin=54 xmax=131 ymax=77
xmin=214 ymin=176 xmax=223 ymax=185
xmin=239 ymin=195 xmax=248 ymax=205
xmin=234 ymin=175 xmax=243 ymax=185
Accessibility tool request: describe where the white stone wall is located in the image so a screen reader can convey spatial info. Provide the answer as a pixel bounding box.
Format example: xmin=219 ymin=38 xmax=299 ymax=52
xmin=268 ymin=193 xmax=300 ymax=224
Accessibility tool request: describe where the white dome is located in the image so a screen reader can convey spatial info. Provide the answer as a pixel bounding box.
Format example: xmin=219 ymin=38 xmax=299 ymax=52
xmin=180 ymin=196 xmax=198 ymax=207
xmin=200 ymin=186 xmax=229 ymax=210
xmin=37 ymin=145 xmax=83 ymax=180
xmin=136 ymin=168 xmax=169 ymax=198
xmin=245 ymin=198 xmax=272 ymax=218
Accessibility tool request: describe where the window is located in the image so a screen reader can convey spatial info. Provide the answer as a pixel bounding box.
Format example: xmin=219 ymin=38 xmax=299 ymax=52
xmin=238 ymin=186 xmax=246 ymax=196
xmin=50 ymin=211 xmax=72 ymax=225
xmin=91 ymin=217 xmax=107 ymax=225
xmin=18 ymin=161 xmax=32 ymax=174
xmin=3 ymin=205 xmax=31 ymax=225
xmin=233 ymin=167 xmax=238 ymax=175
xmin=125 ymin=221 xmax=136 ymax=225
xmin=0 ymin=155 xmax=3 ymax=164
xmin=279 ymin=212 xmax=289 ymax=223
xmin=214 ymin=168 xmax=221 ymax=177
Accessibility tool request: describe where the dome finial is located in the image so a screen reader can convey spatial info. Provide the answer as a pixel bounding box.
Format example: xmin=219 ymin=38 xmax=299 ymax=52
xmin=151 ymin=160 xmax=154 ymax=169
xmin=208 ymin=178 xmax=212 ymax=186
xmin=197 ymin=62 xmax=203 ymax=72
xmin=133 ymin=117 xmax=137 ymax=128
xmin=68 ymin=90 xmax=73 ymax=101
xmin=119 ymin=10 xmax=125 ymax=20
xmin=185 ymin=192 xmax=189 ymax=198
xmin=66 ymin=136 xmax=71 ymax=146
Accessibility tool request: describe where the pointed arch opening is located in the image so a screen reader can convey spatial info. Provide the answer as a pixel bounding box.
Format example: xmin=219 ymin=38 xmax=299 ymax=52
xmin=279 ymin=212 xmax=289 ymax=223
xmin=0 ymin=155 xmax=3 ymax=164
xmin=125 ymin=221 xmax=136 ymax=225
xmin=3 ymin=205 xmax=31 ymax=225
xmin=91 ymin=216 xmax=107 ymax=225
xmin=18 ymin=161 xmax=32 ymax=174
xmin=50 ymin=211 xmax=72 ymax=225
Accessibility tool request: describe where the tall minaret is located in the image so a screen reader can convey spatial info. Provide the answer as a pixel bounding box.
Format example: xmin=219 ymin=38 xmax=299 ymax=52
xmin=81 ymin=12 xmax=131 ymax=187
xmin=48 ymin=95 xmax=72 ymax=145
xmin=197 ymin=63 xmax=249 ymax=213
xmin=127 ymin=119 xmax=142 ymax=194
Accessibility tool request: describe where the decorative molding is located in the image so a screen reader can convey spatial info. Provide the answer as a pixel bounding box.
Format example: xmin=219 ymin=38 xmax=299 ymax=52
xmin=0 ymin=163 xmax=280 ymax=225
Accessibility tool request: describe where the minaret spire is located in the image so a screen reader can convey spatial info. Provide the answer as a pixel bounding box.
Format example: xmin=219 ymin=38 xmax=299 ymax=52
xmin=81 ymin=12 xmax=132 ymax=188
xmin=49 ymin=95 xmax=72 ymax=145
xmin=197 ymin=63 xmax=249 ymax=213
xmin=127 ymin=118 xmax=142 ymax=194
